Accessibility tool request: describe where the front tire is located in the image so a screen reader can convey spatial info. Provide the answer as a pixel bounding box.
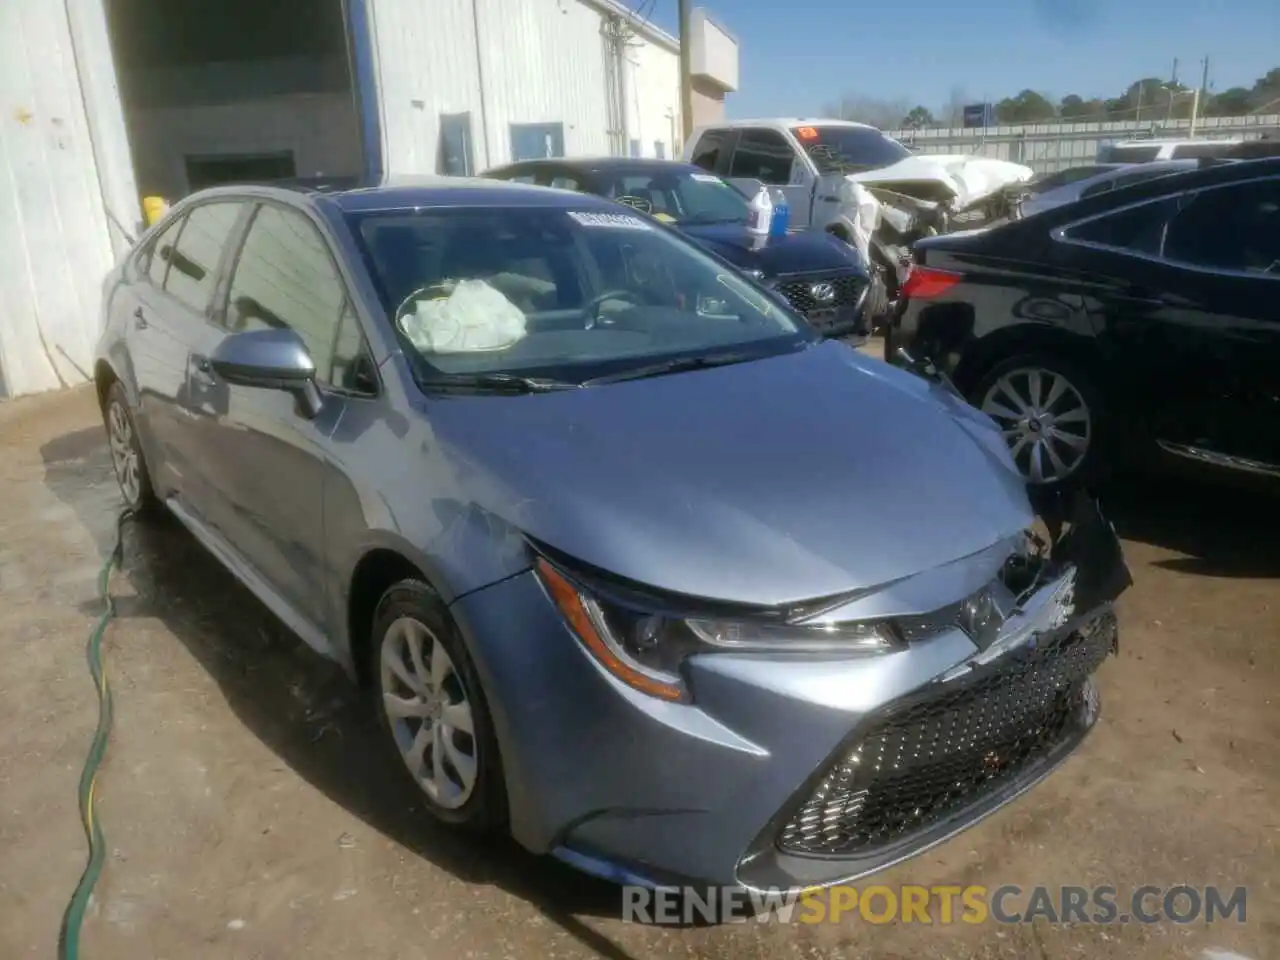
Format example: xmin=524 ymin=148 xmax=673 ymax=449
xmin=972 ymin=353 xmax=1105 ymax=489
xmin=369 ymin=579 xmax=507 ymax=833
xmin=103 ymin=382 xmax=160 ymax=515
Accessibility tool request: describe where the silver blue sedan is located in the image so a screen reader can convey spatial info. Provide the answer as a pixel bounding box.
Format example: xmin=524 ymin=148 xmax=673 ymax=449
xmin=94 ymin=176 xmax=1129 ymax=893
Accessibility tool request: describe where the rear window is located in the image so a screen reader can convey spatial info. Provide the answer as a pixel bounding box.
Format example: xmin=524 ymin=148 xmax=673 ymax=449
xmin=1169 ymin=141 xmax=1237 ymax=159
xmin=596 ymin=168 xmax=748 ymax=226
xmin=1028 ymin=166 xmax=1115 ymax=194
xmin=1097 ymin=144 xmax=1162 ymax=163
xmin=792 ymin=125 xmax=912 ymax=174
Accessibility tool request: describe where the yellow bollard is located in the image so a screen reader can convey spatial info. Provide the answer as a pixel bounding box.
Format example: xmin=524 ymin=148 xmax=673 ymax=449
xmin=141 ymin=196 xmax=169 ymax=226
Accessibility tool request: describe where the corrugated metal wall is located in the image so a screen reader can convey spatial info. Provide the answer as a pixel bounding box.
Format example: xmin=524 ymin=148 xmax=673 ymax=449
xmin=368 ymin=0 xmax=681 ymax=173
xmin=0 ymin=0 xmax=126 ymax=398
xmin=885 ymin=115 xmax=1280 ymax=174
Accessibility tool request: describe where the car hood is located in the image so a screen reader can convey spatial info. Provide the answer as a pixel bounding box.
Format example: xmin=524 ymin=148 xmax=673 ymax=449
xmin=679 ymin=222 xmax=865 ymax=277
xmin=424 ymin=341 xmax=1033 ymax=607
xmin=849 ymin=154 xmax=1034 ymax=210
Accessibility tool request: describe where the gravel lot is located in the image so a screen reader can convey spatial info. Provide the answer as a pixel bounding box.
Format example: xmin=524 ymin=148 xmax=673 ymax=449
xmin=1 ymin=357 xmax=1276 ymax=960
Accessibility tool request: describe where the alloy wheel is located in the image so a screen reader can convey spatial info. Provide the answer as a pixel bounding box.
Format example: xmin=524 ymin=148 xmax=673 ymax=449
xmin=980 ymin=367 xmax=1092 ymax=484
xmin=107 ymin=400 xmax=142 ymax=504
xmin=379 ymin=616 xmax=478 ymax=809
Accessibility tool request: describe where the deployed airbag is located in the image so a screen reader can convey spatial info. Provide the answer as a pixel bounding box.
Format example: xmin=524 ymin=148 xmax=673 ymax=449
xmin=398 ymin=279 xmax=528 ymax=354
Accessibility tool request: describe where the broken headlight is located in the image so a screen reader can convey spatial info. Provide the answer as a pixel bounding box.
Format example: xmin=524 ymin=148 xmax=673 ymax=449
xmin=534 ymin=557 xmax=899 ymax=703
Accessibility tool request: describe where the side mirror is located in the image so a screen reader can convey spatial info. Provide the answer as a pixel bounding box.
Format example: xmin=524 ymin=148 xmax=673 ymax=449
xmin=209 ymin=328 xmax=324 ymax=418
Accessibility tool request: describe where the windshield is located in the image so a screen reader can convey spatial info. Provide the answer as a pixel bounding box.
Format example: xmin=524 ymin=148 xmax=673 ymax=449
xmin=596 ymin=168 xmax=749 ymax=225
xmin=350 ymin=205 xmax=809 ymax=386
xmin=792 ymin=125 xmax=912 ymax=175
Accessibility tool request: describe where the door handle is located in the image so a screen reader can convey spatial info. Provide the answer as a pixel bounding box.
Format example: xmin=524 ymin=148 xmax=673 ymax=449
xmin=133 ymin=307 xmax=149 ymax=329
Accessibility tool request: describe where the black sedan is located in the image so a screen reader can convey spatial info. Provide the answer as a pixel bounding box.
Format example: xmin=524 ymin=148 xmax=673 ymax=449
xmin=482 ymin=157 xmax=876 ymax=341
xmin=887 ymin=157 xmax=1280 ymax=491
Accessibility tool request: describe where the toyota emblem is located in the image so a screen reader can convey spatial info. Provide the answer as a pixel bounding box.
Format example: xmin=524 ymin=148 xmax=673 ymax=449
xmin=809 ymin=282 xmax=836 ymax=303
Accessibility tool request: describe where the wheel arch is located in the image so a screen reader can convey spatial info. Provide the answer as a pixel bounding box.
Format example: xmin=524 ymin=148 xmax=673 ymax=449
xmin=94 ymin=359 xmax=118 ymax=412
xmin=345 ymin=543 xmax=439 ymax=688
xmin=953 ymin=323 xmax=1104 ymax=401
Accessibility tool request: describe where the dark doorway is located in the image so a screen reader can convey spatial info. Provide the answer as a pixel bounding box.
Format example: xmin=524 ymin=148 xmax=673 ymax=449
xmin=105 ymin=0 xmax=364 ymax=199
xmin=185 ymin=152 xmax=298 ymax=191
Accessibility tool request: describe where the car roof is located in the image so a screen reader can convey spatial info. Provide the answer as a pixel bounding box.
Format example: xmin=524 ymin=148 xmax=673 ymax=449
xmin=995 ymin=156 xmax=1280 ymax=238
xmin=709 ymin=118 xmax=880 ymax=132
xmin=488 ymin=157 xmax=705 ymax=176
xmin=178 ymin=175 xmax=624 ymax=214
xmin=1106 ymin=138 xmax=1241 ymax=147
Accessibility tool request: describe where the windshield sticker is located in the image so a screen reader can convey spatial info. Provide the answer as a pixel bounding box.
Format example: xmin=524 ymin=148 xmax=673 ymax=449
xmin=690 ymin=173 xmax=724 ymax=183
xmin=568 ymin=211 xmax=652 ymax=229
xmin=653 ymin=212 xmax=677 ymax=224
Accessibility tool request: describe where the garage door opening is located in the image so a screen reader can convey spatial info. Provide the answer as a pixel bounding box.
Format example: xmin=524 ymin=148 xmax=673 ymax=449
xmin=104 ymin=0 xmax=366 ymax=202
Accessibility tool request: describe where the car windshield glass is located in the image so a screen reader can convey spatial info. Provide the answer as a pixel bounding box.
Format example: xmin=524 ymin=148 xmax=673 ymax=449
xmin=350 ymin=205 xmax=809 ymax=386
xmin=793 ymin=125 xmax=912 ymax=174
xmin=596 ymin=168 xmax=749 ymax=225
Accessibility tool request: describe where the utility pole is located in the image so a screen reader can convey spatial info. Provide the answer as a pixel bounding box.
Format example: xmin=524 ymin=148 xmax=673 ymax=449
xmin=678 ymin=0 xmax=693 ymax=146
xmin=1191 ymin=55 xmax=1210 ymax=137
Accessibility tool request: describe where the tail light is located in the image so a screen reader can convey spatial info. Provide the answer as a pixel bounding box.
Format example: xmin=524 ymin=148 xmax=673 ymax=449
xmin=901 ymin=266 xmax=962 ymax=300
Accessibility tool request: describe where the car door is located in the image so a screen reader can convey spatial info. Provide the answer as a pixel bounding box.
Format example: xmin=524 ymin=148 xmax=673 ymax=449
xmin=725 ymin=127 xmax=814 ymax=226
xmin=119 ymin=214 xmax=188 ymax=494
xmin=133 ymin=201 xmax=247 ymax=507
xmin=184 ymin=200 xmax=376 ymax=620
xmin=1058 ymin=176 xmax=1280 ymax=475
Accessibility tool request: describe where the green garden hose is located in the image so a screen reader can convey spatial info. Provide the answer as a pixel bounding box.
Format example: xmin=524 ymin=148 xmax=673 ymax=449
xmin=58 ymin=508 xmax=134 ymax=960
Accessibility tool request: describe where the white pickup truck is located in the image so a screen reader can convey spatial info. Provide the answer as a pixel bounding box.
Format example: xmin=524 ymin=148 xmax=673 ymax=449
xmin=681 ymin=119 xmax=1033 ymax=318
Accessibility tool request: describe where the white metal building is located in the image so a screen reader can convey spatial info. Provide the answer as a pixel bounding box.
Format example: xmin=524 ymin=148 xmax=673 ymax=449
xmin=0 ymin=0 xmax=739 ymax=399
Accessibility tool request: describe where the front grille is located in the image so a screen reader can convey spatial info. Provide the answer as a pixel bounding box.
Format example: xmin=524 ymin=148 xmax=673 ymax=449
xmin=773 ymin=273 xmax=866 ymax=317
xmin=777 ymin=612 xmax=1117 ymax=858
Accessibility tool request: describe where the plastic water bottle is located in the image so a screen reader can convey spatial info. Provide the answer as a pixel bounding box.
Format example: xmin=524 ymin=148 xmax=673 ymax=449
xmin=747 ymin=185 xmax=773 ymax=238
xmin=769 ymin=188 xmax=790 ymax=237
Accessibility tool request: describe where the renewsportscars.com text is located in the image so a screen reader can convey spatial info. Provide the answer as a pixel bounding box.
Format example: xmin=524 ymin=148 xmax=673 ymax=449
xmin=622 ymin=884 xmax=1248 ymax=926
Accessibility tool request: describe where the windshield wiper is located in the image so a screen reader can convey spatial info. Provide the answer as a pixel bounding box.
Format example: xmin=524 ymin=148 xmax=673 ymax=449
xmin=421 ymin=372 xmax=579 ymax=394
xmin=580 ymin=351 xmax=762 ymax=386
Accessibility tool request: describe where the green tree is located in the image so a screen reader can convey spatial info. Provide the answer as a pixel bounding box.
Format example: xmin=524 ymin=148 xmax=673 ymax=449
xmin=901 ymin=105 xmax=936 ymax=128
xmin=995 ymin=89 xmax=1057 ymax=123
xmin=1059 ymin=94 xmax=1107 ymax=120
xmin=1207 ymin=88 xmax=1252 ymax=116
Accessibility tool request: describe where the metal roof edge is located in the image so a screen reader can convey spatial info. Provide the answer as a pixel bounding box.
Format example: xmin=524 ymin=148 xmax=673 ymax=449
xmin=579 ymin=0 xmax=680 ymax=53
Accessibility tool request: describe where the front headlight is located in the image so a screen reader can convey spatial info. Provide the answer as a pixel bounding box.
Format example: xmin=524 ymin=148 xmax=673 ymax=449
xmin=534 ymin=558 xmax=900 ymax=703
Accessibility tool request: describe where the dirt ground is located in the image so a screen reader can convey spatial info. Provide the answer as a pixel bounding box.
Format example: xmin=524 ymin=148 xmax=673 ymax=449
xmin=1 ymin=361 xmax=1277 ymax=960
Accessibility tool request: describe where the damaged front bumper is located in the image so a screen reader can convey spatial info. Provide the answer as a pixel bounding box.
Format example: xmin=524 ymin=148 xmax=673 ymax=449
xmin=451 ymin=489 xmax=1131 ymax=893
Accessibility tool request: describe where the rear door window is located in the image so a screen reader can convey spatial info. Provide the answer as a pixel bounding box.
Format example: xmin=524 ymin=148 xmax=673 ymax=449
xmin=162 ymin=202 xmax=244 ymax=313
xmin=689 ymin=128 xmax=732 ymax=173
xmin=1062 ymin=196 xmax=1179 ymax=256
xmin=1163 ymin=178 xmax=1280 ymax=274
xmin=728 ymin=128 xmax=796 ymax=185
xmin=145 ymin=217 xmax=186 ymax=287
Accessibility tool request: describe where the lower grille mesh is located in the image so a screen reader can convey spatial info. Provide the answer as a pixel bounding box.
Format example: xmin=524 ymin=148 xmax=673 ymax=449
xmin=778 ymin=613 xmax=1117 ymax=857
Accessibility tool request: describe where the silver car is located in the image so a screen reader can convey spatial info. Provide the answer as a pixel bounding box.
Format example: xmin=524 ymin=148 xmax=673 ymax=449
xmin=94 ymin=177 xmax=1130 ymax=893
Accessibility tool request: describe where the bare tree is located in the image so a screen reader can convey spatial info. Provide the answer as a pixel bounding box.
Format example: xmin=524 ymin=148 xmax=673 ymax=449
xmin=822 ymin=93 xmax=913 ymax=130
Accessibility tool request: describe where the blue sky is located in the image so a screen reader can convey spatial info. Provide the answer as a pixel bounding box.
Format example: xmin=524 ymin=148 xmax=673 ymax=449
xmin=630 ymin=0 xmax=1280 ymax=118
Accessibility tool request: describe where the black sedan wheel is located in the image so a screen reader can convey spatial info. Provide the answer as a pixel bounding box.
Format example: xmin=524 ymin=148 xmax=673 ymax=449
xmin=975 ymin=355 xmax=1099 ymax=486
